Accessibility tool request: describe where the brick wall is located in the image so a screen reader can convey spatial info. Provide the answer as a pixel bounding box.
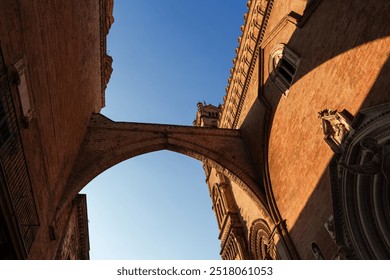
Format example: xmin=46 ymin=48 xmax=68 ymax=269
xmin=0 ymin=0 xmax=104 ymax=258
xmin=238 ymin=0 xmax=390 ymax=258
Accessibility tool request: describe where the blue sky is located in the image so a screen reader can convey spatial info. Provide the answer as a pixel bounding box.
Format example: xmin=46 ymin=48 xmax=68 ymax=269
xmin=81 ymin=0 xmax=247 ymax=260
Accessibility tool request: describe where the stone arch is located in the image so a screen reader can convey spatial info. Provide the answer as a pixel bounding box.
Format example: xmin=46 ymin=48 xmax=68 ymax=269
xmin=331 ymin=103 xmax=390 ymax=259
xmin=249 ymin=218 xmax=278 ymax=260
xmin=54 ymin=113 xmax=262 ymax=221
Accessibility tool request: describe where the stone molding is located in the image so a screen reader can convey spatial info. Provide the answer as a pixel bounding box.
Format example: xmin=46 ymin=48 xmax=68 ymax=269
xmin=261 ymin=12 xmax=300 ymax=47
xmin=249 ymin=219 xmax=277 ymax=259
xmin=219 ymin=0 xmax=322 ymax=129
xmin=330 ymin=103 xmax=390 ymax=259
xmin=220 ymin=0 xmax=274 ymax=129
xmin=219 ymin=0 xmax=300 ymax=259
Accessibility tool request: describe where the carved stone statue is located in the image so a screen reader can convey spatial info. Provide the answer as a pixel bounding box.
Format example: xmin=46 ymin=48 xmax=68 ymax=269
xmin=318 ymin=109 xmax=353 ymax=153
xmin=340 ymin=138 xmax=390 ymax=184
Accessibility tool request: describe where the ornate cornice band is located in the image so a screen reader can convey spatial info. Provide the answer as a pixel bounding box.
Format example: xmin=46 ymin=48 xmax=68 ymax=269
xmin=220 ymin=0 xmax=274 ymax=129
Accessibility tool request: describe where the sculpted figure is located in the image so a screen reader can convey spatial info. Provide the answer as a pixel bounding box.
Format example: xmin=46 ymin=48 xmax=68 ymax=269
xmin=318 ymin=109 xmax=352 ymax=152
xmin=340 ymin=138 xmax=390 ymax=184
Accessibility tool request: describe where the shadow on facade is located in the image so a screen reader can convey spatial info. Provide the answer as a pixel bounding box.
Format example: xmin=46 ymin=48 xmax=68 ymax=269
xmin=257 ymin=0 xmax=390 ymax=124
xmin=290 ymin=0 xmax=390 ymax=88
xmin=239 ymin=0 xmax=390 ymax=259
xmin=285 ymin=56 xmax=390 ymax=259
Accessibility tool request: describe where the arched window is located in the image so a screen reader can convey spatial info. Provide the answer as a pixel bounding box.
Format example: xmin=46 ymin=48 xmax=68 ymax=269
xmin=212 ymin=184 xmax=227 ymax=228
xmin=249 ymin=219 xmax=278 ymax=260
xmin=269 ymin=44 xmax=300 ymax=96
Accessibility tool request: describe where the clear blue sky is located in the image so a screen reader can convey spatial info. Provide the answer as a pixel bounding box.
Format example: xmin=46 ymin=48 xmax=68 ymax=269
xmin=81 ymin=0 xmax=247 ymax=260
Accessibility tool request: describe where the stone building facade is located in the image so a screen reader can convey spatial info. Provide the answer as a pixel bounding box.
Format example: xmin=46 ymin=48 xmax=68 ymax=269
xmin=0 ymin=0 xmax=389 ymax=259
xmin=194 ymin=0 xmax=390 ymax=259
xmin=54 ymin=195 xmax=90 ymax=260
xmin=0 ymin=0 xmax=113 ymax=259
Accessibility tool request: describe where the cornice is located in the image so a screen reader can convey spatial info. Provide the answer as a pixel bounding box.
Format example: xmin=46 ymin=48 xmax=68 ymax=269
xmin=99 ymin=0 xmax=114 ymax=108
xmin=219 ymin=0 xmax=274 ymax=129
xmin=218 ymin=1 xmax=301 ymax=259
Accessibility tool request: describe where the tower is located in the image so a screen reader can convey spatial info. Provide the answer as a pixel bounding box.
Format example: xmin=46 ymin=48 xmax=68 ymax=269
xmin=193 ymin=102 xmax=220 ymax=128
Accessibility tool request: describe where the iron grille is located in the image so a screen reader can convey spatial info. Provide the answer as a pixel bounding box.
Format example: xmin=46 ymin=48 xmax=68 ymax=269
xmin=0 ymin=48 xmax=39 ymax=255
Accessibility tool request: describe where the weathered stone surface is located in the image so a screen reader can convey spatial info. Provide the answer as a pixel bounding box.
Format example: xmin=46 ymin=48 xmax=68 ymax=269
xmin=55 ymin=113 xmax=261 ymax=218
xmin=0 ymin=0 xmax=112 ymax=259
xmin=1 ymin=0 xmax=389 ymax=260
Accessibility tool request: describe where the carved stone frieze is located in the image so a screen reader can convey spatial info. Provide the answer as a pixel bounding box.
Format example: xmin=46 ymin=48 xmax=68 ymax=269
xmin=220 ymin=0 xmax=274 ymax=129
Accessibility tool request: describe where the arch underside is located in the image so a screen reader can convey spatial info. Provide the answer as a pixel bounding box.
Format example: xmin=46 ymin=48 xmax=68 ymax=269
xmin=56 ymin=113 xmax=263 ymax=219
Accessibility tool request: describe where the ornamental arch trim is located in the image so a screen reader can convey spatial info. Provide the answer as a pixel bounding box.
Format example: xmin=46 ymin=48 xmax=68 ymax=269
xmin=330 ymin=102 xmax=390 ymax=259
xmin=249 ymin=219 xmax=278 ymax=260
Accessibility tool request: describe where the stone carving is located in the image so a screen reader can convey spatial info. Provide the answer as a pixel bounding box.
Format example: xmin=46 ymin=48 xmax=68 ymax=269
xmin=331 ymin=104 xmax=390 ymax=259
xmin=249 ymin=219 xmax=277 ymax=260
xmin=220 ymin=0 xmax=273 ymax=129
xmin=339 ymin=138 xmax=390 ymax=184
xmin=318 ymin=109 xmax=352 ymax=153
xmin=221 ymin=227 xmax=248 ymax=260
